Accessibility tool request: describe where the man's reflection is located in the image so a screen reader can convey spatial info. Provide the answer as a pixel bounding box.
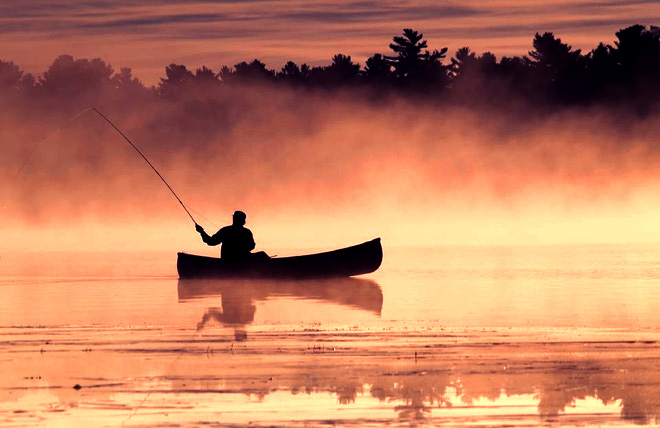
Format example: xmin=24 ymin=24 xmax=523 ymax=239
xmin=196 ymin=290 xmax=256 ymax=341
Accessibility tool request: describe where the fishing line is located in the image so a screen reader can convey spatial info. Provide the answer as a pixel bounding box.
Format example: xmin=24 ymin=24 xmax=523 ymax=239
xmin=5 ymin=107 xmax=94 ymax=213
xmin=13 ymin=107 xmax=94 ymax=179
xmin=90 ymin=109 xmax=222 ymax=424
xmin=190 ymin=208 xmax=218 ymax=228
xmin=90 ymin=107 xmax=197 ymax=225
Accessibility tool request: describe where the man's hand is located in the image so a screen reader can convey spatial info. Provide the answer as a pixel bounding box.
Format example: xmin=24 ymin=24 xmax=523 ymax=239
xmin=195 ymin=224 xmax=204 ymax=233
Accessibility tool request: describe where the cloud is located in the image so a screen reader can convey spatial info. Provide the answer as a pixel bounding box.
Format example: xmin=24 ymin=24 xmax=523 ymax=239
xmin=77 ymin=13 xmax=232 ymax=29
xmin=432 ymin=16 xmax=660 ymax=40
xmin=280 ymin=4 xmax=481 ymax=23
xmin=0 ymin=1 xmax=481 ymax=35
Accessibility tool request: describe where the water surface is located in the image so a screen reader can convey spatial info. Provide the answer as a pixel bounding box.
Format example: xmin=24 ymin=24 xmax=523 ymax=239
xmin=1 ymin=245 xmax=659 ymax=426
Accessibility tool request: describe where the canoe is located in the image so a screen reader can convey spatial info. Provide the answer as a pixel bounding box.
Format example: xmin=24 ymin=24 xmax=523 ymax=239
xmin=177 ymin=238 xmax=382 ymax=279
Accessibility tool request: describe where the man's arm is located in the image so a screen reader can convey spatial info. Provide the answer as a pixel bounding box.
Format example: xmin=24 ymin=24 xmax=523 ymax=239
xmin=196 ymin=224 xmax=223 ymax=246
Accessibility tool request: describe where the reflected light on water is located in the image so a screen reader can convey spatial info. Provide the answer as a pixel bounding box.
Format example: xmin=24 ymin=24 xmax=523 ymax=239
xmin=2 ymin=339 xmax=656 ymax=427
xmin=0 ymin=388 xmax=627 ymax=426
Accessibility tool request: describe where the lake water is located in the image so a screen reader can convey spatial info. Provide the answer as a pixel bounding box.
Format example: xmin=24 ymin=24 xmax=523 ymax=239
xmin=1 ymin=244 xmax=659 ymax=426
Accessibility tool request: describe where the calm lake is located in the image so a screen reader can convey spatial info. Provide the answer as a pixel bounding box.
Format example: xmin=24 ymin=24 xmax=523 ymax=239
xmin=1 ymin=244 xmax=659 ymax=426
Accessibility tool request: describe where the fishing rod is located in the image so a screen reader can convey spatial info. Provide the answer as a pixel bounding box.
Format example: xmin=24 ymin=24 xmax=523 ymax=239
xmin=90 ymin=107 xmax=198 ymax=225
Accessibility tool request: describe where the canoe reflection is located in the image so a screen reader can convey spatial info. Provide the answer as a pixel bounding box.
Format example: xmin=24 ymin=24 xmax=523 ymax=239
xmin=177 ymin=278 xmax=383 ymax=340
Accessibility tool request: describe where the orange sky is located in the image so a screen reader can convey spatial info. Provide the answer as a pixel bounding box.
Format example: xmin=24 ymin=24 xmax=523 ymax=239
xmin=2 ymin=0 xmax=660 ymax=84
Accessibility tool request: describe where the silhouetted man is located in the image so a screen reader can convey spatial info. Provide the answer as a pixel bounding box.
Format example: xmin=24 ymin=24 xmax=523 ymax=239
xmin=195 ymin=210 xmax=256 ymax=259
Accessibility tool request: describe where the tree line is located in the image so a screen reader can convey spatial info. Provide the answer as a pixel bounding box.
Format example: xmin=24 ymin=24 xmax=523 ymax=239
xmin=1 ymin=25 xmax=660 ymax=112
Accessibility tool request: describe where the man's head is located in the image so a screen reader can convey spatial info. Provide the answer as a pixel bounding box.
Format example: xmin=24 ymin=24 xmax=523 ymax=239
xmin=232 ymin=210 xmax=247 ymax=226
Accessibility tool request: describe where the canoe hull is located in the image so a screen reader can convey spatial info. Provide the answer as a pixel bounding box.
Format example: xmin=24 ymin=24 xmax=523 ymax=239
xmin=177 ymin=238 xmax=383 ymax=279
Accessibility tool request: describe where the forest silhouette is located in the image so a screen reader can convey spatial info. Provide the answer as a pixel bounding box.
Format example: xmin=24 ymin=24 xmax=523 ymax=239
xmin=1 ymin=25 xmax=660 ymax=113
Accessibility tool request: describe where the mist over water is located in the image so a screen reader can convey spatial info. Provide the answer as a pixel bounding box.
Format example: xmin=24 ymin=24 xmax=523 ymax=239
xmin=3 ymin=86 xmax=660 ymax=250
